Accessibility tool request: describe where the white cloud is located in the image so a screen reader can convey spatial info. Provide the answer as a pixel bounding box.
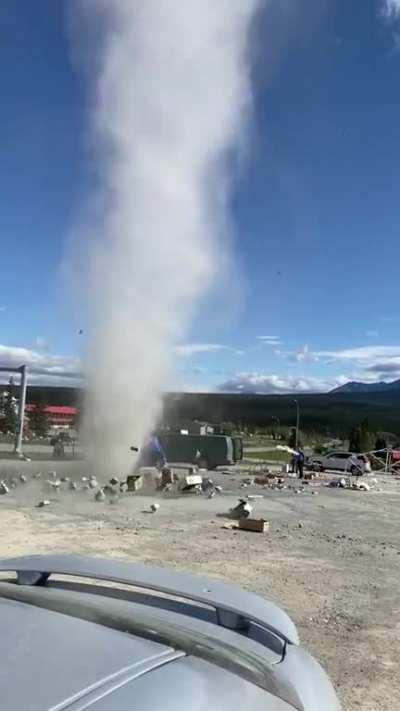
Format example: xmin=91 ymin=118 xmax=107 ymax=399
xmin=292 ymin=344 xmax=318 ymax=363
xmin=175 ymin=343 xmax=227 ymax=357
xmin=287 ymin=344 xmax=400 ymax=380
xmin=273 ymin=342 xmax=400 ymax=382
xmin=379 ymin=1 xmax=400 ymax=48
xmin=381 ymin=0 xmax=400 ymax=20
xmin=0 ymin=344 xmax=82 ymax=385
xmin=219 ymin=372 xmax=348 ymax=394
xmin=257 ymin=336 xmax=282 ymax=346
xmin=316 ymin=344 xmax=400 ymax=363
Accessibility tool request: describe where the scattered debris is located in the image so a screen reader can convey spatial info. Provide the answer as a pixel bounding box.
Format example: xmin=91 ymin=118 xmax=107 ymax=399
xmin=109 ymin=477 xmax=120 ymax=486
xmin=352 ymin=481 xmax=370 ymax=492
xmin=126 ymin=474 xmax=143 ymax=492
xmin=88 ymin=479 xmax=98 ymax=489
xmin=247 ymin=494 xmax=263 ymax=500
xmin=221 ymin=521 xmax=239 ymax=530
xmin=36 ymin=500 xmax=51 ymax=508
xmin=0 ymin=481 xmax=10 ymax=495
xmin=95 ymin=489 xmax=106 ymax=502
xmin=298 ymin=522 xmax=304 ymax=529
xmin=230 ymin=499 xmax=253 ymax=519
xmin=181 ymin=474 xmax=203 ymax=494
xmin=201 ymin=477 xmax=214 ymax=494
xmin=150 ymin=502 xmax=160 ymax=513
xmin=33 ymin=472 xmax=42 ymax=479
xmin=329 ymin=478 xmax=347 ymax=489
xmin=208 ymin=490 xmax=216 ymax=499
xmin=214 ymin=485 xmax=222 ymax=494
xmin=19 ymin=474 xmax=27 ymax=484
xmin=61 ymin=476 xmax=70 ymax=483
xmin=159 ymin=467 xmax=177 ymax=489
xmin=182 ymin=474 xmax=203 ymax=488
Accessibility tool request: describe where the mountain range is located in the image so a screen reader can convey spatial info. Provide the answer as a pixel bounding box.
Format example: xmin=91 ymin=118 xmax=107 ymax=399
xmin=331 ymin=379 xmax=400 ymax=394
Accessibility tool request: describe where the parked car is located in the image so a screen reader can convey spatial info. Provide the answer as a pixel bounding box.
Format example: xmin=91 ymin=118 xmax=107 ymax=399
xmin=0 ymin=554 xmax=341 ymax=710
xmin=312 ymin=451 xmax=371 ymax=475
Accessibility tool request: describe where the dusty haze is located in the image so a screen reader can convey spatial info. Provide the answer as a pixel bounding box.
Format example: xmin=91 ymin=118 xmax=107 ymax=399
xmin=70 ymin=0 xmax=261 ymax=476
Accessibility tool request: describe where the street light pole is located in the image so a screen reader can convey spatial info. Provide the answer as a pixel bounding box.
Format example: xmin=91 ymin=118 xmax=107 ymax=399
xmin=15 ymin=365 xmax=27 ymax=456
xmin=293 ymin=399 xmax=300 ymax=449
xmin=0 ymin=365 xmax=28 ymax=456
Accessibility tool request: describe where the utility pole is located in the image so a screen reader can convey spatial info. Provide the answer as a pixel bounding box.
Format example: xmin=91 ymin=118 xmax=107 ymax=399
xmin=293 ymin=399 xmax=300 ymax=449
xmin=15 ymin=365 xmax=27 ymax=456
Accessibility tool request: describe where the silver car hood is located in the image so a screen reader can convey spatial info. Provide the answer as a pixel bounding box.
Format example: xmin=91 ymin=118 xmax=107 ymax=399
xmin=0 ymin=595 xmax=295 ymax=710
xmin=0 ymin=596 xmax=181 ymax=710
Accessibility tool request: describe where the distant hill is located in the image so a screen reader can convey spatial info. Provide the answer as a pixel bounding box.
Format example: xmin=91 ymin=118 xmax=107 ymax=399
xmin=331 ymin=379 xmax=400 ymax=394
xmin=3 ymin=384 xmax=400 ymax=436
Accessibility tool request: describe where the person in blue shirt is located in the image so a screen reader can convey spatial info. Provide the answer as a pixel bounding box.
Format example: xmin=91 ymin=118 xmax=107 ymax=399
xmin=297 ymin=449 xmax=305 ymax=479
xmin=142 ymin=433 xmax=167 ymax=468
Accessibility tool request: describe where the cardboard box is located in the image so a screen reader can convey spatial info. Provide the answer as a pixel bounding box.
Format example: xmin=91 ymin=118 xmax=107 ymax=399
xmin=238 ymin=518 xmax=270 ymax=533
xmin=126 ymin=474 xmax=143 ymax=492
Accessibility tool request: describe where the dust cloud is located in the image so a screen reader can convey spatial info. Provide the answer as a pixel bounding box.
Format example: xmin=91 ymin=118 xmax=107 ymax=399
xmin=70 ymin=0 xmax=261 ymax=476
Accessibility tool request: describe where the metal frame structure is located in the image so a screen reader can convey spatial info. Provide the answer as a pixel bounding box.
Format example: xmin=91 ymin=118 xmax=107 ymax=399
xmin=0 ymin=365 xmax=27 ymax=455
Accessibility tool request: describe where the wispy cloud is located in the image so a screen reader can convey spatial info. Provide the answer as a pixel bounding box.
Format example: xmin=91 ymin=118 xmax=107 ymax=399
xmin=290 ymin=344 xmax=400 ymax=380
xmin=0 ymin=306 xmax=6 ymax=313
xmin=380 ymin=0 xmax=400 ymax=20
xmin=219 ymin=372 xmax=347 ymax=394
xmin=365 ymin=330 xmax=379 ymax=339
xmin=276 ymin=342 xmax=400 ymax=381
xmin=379 ymin=0 xmax=400 ymax=48
xmin=175 ymin=343 xmax=227 ymax=357
xmin=291 ymin=344 xmax=318 ymax=363
xmin=316 ymin=345 xmax=400 ymax=362
xmin=235 ymin=350 xmax=246 ymax=356
xmin=0 ymin=344 xmax=82 ymax=385
xmin=256 ymin=335 xmax=282 ymax=346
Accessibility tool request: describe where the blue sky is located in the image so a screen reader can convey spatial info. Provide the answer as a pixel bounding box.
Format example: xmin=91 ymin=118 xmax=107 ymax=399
xmin=1 ymin=0 xmax=400 ymax=393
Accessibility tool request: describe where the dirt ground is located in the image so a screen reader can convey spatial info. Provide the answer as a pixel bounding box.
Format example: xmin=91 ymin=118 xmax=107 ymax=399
xmin=0 ymin=458 xmax=399 ymax=711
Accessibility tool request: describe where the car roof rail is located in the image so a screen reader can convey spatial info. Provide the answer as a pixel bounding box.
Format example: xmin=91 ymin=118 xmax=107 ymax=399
xmin=0 ymin=554 xmax=298 ymax=645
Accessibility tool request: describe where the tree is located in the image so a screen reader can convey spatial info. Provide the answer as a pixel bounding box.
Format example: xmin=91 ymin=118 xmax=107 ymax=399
xmin=0 ymin=387 xmax=17 ymax=434
xmin=29 ymin=400 xmax=50 ymax=437
xmin=349 ymin=418 xmax=374 ymax=453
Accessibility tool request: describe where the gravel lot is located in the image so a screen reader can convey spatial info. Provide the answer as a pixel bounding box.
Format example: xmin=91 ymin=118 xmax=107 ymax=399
xmin=0 ymin=457 xmax=399 ymax=711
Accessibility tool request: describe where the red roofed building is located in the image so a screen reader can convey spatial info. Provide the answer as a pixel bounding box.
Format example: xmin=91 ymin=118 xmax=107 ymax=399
xmin=25 ymin=404 xmax=77 ymax=427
